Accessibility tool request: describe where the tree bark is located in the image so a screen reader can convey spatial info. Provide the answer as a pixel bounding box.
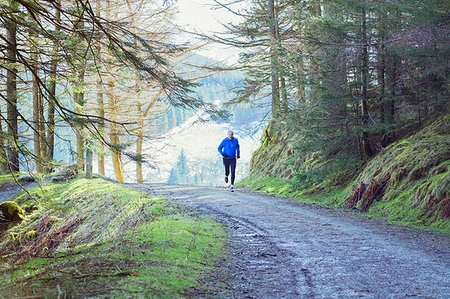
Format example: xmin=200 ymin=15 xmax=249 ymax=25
xmin=6 ymin=0 xmax=19 ymax=172
xmin=74 ymin=9 xmax=86 ymax=172
xmin=136 ymin=120 xmax=144 ymax=184
xmin=96 ymin=0 xmax=105 ymax=175
xmin=106 ymin=0 xmax=123 ymax=182
xmin=268 ymin=0 xmax=280 ymax=118
xmin=46 ymin=0 xmax=61 ymax=172
xmin=0 ymin=106 xmax=7 ymax=174
xmin=97 ymin=79 xmax=105 ymax=175
xmin=361 ymin=9 xmax=373 ymax=157
xmin=86 ymin=147 xmax=92 ymax=179
xmin=280 ymin=76 xmax=288 ymax=113
xmin=378 ymin=44 xmax=387 ymax=147
xmin=31 ymin=23 xmax=45 ymax=173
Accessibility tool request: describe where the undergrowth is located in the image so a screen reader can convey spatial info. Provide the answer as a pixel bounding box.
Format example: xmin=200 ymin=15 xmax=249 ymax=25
xmin=0 ymin=178 xmax=226 ymax=297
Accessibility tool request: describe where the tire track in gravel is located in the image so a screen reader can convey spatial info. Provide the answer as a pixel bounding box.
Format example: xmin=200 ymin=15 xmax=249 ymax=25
xmin=130 ymin=183 xmax=450 ymax=298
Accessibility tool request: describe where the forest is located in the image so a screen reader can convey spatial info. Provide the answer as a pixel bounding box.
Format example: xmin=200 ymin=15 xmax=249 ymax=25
xmin=227 ymin=0 xmax=449 ymax=230
xmin=0 ymin=0 xmax=448 ymax=297
xmin=219 ymin=0 xmax=448 ymax=162
xmin=1 ymin=0 xmax=447 ymax=184
xmin=0 ymin=0 xmax=230 ymax=183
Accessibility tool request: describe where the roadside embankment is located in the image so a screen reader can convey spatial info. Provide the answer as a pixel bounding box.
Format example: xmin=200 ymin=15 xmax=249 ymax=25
xmin=0 ymin=178 xmax=226 ymax=297
xmin=239 ymin=116 xmax=449 ymax=233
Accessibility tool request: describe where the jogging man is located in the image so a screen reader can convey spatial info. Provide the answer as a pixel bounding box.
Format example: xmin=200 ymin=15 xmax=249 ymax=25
xmin=218 ymin=130 xmax=240 ymax=192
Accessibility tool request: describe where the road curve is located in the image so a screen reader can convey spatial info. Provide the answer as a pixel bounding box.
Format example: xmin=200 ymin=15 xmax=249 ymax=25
xmin=131 ymin=183 xmax=450 ymax=298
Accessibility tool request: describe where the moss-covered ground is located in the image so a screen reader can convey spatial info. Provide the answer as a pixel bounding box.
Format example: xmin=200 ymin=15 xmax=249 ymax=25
xmin=0 ymin=178 xmax=227 ymax=297
xmin=239 ymin=116 xmax=450 ymax=234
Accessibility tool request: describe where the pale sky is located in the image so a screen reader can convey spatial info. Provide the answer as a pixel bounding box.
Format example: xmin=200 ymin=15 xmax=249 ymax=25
xmin=175 ymin=0 xmax=245 ymax=64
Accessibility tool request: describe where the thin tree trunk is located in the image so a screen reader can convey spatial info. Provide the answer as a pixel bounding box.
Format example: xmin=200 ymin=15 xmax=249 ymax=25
xmin=97 ymin=79 xmax=105 ymax=175
xmin=32 ymin=36 xmax=42 ymax=172
xmin=30 ymin=14 xmax=46 ymax=173
xmin=46 ymin=0 xmax=61 ymax=173
xmin=75 ymin=95 xmax=85 ymax=172
xmin=361 ymin=9 xmax=373 ymax=157
xmin=136 ymin=120 xmax=144 ymax=183
xmin=280 ymin=76 xmax=288 ymax=113
xmin=106 ymin=0 xmax=123 ymax=182
xmin=86 ymin=147 xmax=92 ymax=179
xmin=32 ymin=77 xmax=42 ymax=172
xmin=0 ymin=106 xmax=7 ymax=174
xmin=6 ymin=0 xmax=19 ymax=172
xmin=378 ymin=45 xmax=387 ymax=147
xmin=385 ymin=53 xmax=398 ymax=144
xmin=268 ymin=0 xmax=280 ymax=118
xmin=96 ymin=0 xmax=105 ymax=175
xmin=377 ymin=5 xmax=388 ymax=148
xmin=39 ymin=80 xmax=46 ymax=159
xmin=74 ymin=10 xmax=86 ymax=172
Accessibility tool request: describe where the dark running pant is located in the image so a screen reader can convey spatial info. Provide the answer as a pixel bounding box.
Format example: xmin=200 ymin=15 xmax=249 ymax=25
xmin=223 ymin=158 xmax=237 ymax=184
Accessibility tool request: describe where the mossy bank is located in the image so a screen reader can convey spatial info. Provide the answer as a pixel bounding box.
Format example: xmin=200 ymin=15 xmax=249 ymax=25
xmin=239 ymin=116 xmax=449 ymax=234
xmin=0 ymin=178 xmax=226 ymax=297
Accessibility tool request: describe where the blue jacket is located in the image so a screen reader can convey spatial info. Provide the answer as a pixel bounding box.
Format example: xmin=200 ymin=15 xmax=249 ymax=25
xmin=218 ymin=137 xmax=240 ymax=159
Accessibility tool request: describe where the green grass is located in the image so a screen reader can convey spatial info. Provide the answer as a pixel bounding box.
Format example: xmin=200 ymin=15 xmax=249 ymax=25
xmin=238 ymin=175 xmax=449 ymax=234
xmin=0 ymin=178 xmax=227 ymax=297
xmin=0 ymin=173 xmax=18 ymax=185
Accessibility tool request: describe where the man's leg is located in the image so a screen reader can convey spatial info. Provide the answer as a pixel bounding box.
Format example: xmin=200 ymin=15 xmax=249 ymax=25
xmin=223 ymin=158 xmax=230 ymax=183
xmin=230 ymin=158 xmax=237 ymax=185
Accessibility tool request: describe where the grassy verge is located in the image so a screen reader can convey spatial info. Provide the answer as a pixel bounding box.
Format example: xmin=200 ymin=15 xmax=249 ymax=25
xmin=0 ymin=178 xmax=226 ymax=297
xmin=237 ymin=175 xmax=449 ymax=234
xmin=0 ymin=174 xmax=18 ymax=186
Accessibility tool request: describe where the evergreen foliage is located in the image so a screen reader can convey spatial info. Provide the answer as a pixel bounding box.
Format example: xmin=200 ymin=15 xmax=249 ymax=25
xmin=217 ymin=0 xmax=448 ymax=171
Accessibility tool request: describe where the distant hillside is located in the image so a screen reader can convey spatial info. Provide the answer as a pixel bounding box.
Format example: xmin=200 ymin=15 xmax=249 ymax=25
xmin=105 ymin=54 xmax=267 ymax=184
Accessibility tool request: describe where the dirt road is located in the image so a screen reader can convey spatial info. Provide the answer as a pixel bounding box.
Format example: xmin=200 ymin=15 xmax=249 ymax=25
xmin=131 ymin=183 xmax=450 ymax=298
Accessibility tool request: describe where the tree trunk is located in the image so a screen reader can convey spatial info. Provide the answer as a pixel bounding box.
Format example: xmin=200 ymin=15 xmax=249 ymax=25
xmin=106 ymin=0 xmax=123 ymax=182
xmin=0 ymin=106 xmax=7 ymax=174
xmin=96 ymin=0 xmax=105 ymax=175
xmin=378 ymin=45 xmax=387 ymax=147
xmin=31 ymin=22 xmax=45 ymax=173
xmin=97 ymin=79 xmax=105 ymax=175
xmin=280 ymin=76 xmax=288 ymax=113
xmin=136 ymin=108 xmax=144 ymax=183
xmin=385 ymin=52 xmax=398 ymax=144
xmin=86 ymin=147 xmax=92 ymax=179
xmin=6 ymin=0 xmax=19 ymax=172
xmin=361 ymin=9 xmax=373 ymax=157
xmin=32 ymin=68 xmax=42 ymax=172
xmin=46 ymin=0 xmax=61 ymax=173
xmin=136 ymin=129 xmax=144 ymax=183
xmin=268 ymin=0 xmax=280 ymax=118
xmin=107 ymin=72 xmax=123 ymax=182
xmin=74 ymin=10 xmax=86 ymax=172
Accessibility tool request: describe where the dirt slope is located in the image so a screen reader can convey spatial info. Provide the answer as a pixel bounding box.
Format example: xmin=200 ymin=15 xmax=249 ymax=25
xmin=132 ymin=183 xmax=450 ymax=298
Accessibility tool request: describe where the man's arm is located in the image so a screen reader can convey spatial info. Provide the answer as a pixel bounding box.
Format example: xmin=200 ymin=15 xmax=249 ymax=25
xmin=236 ymin=139 xmax=240 ymax=158
xmin=218 ymin=140 xmax=225 ymax=156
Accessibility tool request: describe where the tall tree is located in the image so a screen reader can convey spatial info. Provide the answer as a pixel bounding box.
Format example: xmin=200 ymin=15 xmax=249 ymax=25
xmin=95 ymin=0 xmax=105 ymax=175
xmin=0 ymin=106 xmax=7 ymax=173
xmin=268 ymin=0 xmax=280 ymax=117
xmin=360 ymin=6 xmax=373 ymax=157
xmin=30 ymin=14 xmax=46 ymax=172
xmin=46 ymin=0 xmax=61 ymax=172
xmin=5 ymin=0 xmax=19 ymax=172
xmin=73 ymin=3 xmax=87 ymax=172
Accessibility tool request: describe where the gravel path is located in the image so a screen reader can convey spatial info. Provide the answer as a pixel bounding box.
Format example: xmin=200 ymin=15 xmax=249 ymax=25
xmin=0 ymin=181 xmax=37 ymax=203
xmin=131 ymin=183 xmax=450 ymax=298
